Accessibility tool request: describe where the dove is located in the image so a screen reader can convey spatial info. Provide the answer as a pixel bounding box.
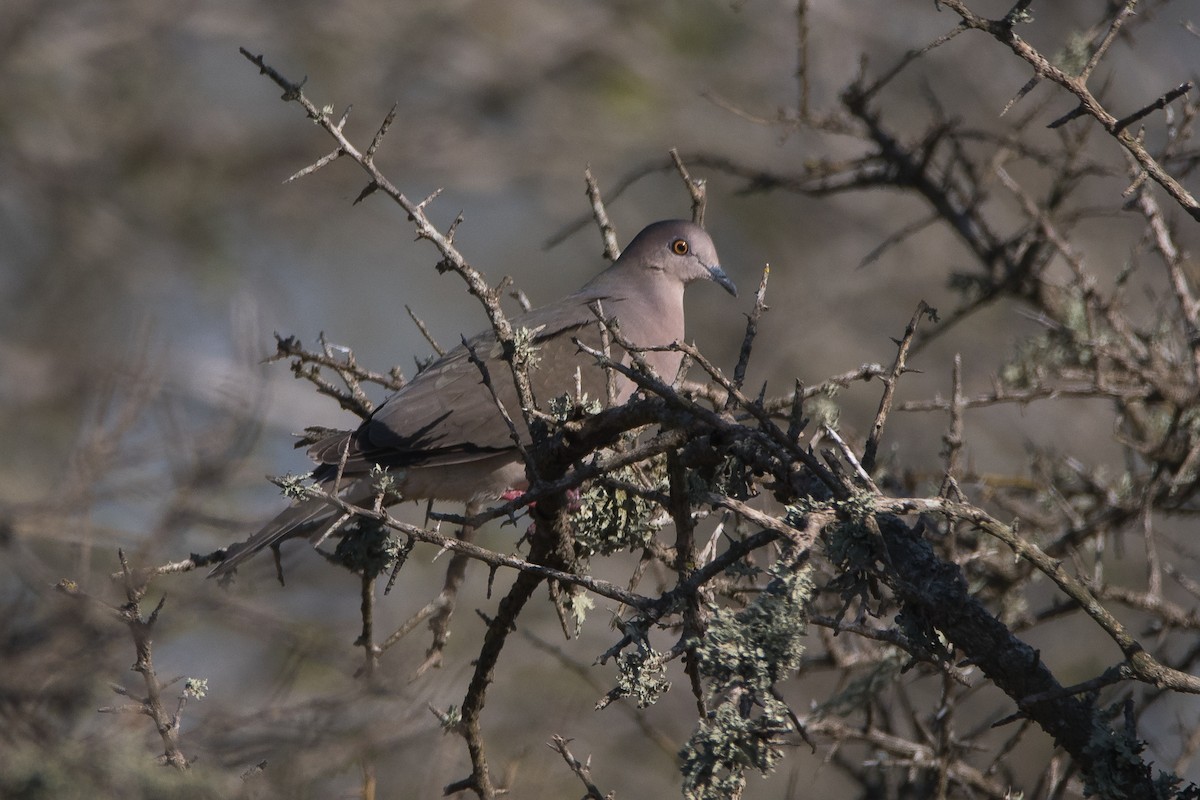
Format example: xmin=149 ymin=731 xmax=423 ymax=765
xmin=210 ymin=220 xmax=734 ymax=578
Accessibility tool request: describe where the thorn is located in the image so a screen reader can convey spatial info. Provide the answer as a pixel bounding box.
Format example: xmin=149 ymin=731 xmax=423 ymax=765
xmin=284 ymin=148 xmax=344 ymax=183
xmin=416 ymin=188 xmax=444 ymax=212
xmin=353 ymin=182 xmax=380 ymax=205
xmin=367 ymin=104 xmax=399 ymax=158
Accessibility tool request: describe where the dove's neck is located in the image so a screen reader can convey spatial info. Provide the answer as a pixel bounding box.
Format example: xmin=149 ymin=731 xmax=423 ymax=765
xmin=582 ymin=265 xmax=687 ymax=385
xmin=584 ymin=265 xmax=685 ymax=313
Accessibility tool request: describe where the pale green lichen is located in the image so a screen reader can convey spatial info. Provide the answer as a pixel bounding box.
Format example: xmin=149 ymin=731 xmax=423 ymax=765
xmin=333 ymin=520 xmax=401 ymax=578
xmin=574 ymin=456 xmax=667 ymax=557
xmin=548 ymin=391 xmax=602 ymax=421
xmin=276 ymin=472 xmax=314 ymax=501
xmin=369 ymin=463 xmax=405 ymax=504
xmin=615 ymin=646 xmax=672 ymax=709
xmin=510 ymin=325 xmax=543 ymax=372
xmin=436 ymin=704 xmax=462 ymax=733
xmin=681 ymin=702 xmax=794 ymax=800
xmin=566 ymin=591 xmax=594 ymax=637
xmin=1077 ymin=704 xmax=1200 ymax=799
xmin=680 ymin=556 xmax=814 ymax=799
xmin=694 ymin=560 xmax=813 ymax=693
xmin=804 ymin=493 xmax=877 ymax=572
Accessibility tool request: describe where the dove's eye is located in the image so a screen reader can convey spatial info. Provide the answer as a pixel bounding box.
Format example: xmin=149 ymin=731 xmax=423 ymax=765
xmin=671 ymin=238 xmax=689 ymax=255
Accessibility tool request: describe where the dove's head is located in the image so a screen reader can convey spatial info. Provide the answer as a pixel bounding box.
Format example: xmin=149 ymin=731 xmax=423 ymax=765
xmin=619 ymin=220 xmax=737 ymax=297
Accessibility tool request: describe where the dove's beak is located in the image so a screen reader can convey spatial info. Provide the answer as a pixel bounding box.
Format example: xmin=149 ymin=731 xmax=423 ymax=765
xmin=708 ymin=264 xmax=737 ymax=297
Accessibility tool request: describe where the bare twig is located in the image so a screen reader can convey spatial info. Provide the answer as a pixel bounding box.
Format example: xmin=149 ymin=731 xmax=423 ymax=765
xmin=670 ymin=148 xmax=707 ymax=225
xmin=550 ymin=735 xmax=610 ymax=800
xmin=935 ymin=2 xmax=1200 ymax=220
xmin=584 ymin=167 xmax=620 ymax=261
xmin=862 ymin=302 xmax=936 ymax=474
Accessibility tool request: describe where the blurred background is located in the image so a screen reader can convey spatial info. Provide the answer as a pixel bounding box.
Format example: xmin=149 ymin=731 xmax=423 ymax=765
xmin=2 ymin=0 xmax=1198 ymax=797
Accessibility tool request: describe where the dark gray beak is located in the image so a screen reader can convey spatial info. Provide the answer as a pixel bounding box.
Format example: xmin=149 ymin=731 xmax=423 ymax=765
xmin=708 ymin=264 xmax=737 ymax=297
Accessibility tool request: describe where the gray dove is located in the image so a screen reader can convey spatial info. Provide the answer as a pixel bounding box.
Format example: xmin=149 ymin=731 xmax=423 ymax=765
xmin=210 ymin=220 xmax=734 ymax=578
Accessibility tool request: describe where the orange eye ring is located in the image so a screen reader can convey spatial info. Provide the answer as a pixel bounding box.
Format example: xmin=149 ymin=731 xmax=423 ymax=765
xmin=671 ymin=238 xmax=689 ymax=255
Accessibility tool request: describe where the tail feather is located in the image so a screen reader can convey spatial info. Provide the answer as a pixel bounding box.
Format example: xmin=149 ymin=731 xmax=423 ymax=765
xmin=209 ymin=482 xmax=373 ymax=579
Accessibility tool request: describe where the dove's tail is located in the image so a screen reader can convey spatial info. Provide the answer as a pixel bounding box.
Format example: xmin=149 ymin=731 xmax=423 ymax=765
xmin=208 ymin=482 xmax=373 ymax=582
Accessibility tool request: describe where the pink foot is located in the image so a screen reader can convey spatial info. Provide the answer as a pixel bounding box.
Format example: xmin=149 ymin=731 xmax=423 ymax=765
xmin=499 ymin=487 xmax=580 ymax=511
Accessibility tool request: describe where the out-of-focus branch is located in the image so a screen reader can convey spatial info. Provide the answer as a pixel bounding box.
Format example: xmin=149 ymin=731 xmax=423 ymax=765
xmin=937 ymin=0 xmax=1200 ymax=221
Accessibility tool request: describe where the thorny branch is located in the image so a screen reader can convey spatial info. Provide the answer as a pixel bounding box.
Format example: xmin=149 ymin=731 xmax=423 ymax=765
xmin=79 ymin=16 xmax=1200 ymax=798
xmin=936 ymin=0 xmax=1200 ymax=221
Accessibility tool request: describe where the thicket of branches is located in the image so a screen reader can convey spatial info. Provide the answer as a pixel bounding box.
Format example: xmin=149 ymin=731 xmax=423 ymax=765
xmin=5 ymin=2 xmax=1200 ymax=799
